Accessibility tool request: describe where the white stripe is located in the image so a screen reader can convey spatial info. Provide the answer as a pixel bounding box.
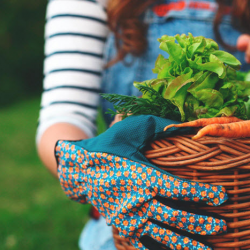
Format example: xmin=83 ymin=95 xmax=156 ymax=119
xmin=40 ymin=111 xmax=96 ymax=130
xmin=44 ymin=54 xmax=104 ymax=74
xmin=45 ymin=36 xmax=105 ymax=55
xmin=45 ymin=18 xmax=108 ymax=38
xmin=47 ymin=0 xmax=107 ymax=20
xmin=43 ymin=71 xmax=101 ymax=89
xmin=40 ymin=103 xmax=98 ymax=121
xmin=41 ymin=88 xmax=100 ymax=107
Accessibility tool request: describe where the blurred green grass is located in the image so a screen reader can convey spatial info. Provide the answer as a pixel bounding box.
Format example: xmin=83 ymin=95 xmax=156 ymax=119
xmin=0 ymin=98 xmax=106 ymax=250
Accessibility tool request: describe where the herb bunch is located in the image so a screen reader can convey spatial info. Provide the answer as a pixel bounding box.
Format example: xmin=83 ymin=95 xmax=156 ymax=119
xmin=101 ymin=84 xmax=181 ymax=120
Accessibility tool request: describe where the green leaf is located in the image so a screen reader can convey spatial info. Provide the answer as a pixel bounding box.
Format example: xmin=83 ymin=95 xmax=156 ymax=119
xmin=175 ymin=34 xmax=188 ymax=49
xmin=184 ymin=95 xmax=201 ymax=121
xmin=219 ymin=82 xmax=238 ymax=106
xmin=245 ymin=98 xmax=250 ymax=119
xmin=157 ymin=61 xmax=174 ymax=79
xmin=233 ymin=80 xmax=250 ymax=98
xmin=165 ymin=41 xmax=185 ymax=64
xmin=188 ymin=72 xmax=219 ymax=97
xmin=225 ymin=66 xmax=237 ymax=80
xmin=187 ymin=32 xmax=194 ymax=44
xmin=204 ymin=38 xmax=219 ymax=50
xmin=134 ymin=79 xmax=168 ymax=99
xmin=164 ymin=69 xmax=194 ymax=121
xmin=236 ymin=70 xmax=250 ymax=82
xmin=228 ymin=102 xmax=248 ymax=120
xmin=197 ymin=107 xmax=219 ymax=119
xmin=164 ymin=68 xmax=193 ymax=99
xmin=187 ymin=38 xmax=206 ymax=58
xmin=152 ymin=54 xmax=169 ymax=74
xmin=195 ymin=88 xmax=224 ymax=108
xmin=158 ymin=35 xmax=175 ymax=43
xmin=216 ymin=106 xmax=238 ymax=117
xmin=246 ymin=72 xmax=250 ymax=81
xmin=158 ymin=35 xmax=175 ymax=54
xmin=190 ymin=54 xmax=226 ymax=78
xmin=210 ymin=50 xmax=241 ymax=70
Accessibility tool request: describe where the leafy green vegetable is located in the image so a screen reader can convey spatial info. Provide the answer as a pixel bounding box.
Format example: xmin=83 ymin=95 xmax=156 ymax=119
xmin=102 ymin=33 xmax=250 ymax=121
xmin=133 ymin=79 xmax=168 ymax=100
xmin=100 ymin=85 xmax=181 ymax=121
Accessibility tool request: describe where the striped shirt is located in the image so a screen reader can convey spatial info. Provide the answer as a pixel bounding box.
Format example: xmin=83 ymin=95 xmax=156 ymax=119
xmin=36 ymin=0 xmax=108 ymax=143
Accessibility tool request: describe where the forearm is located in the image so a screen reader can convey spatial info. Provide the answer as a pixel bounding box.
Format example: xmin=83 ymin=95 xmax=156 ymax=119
xmin=37 ymin=123 xmax=89 ymax=177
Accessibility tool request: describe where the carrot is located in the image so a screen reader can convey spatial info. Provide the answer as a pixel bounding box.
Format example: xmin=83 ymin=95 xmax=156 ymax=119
xmin=163 ymin=117 xmax=242 ymax=131
xmin=192 ymin=120 xmax=250 ymax=140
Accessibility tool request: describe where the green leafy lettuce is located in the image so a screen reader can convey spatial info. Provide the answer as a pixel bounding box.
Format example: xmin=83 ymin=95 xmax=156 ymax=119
xmin=135 ymin=33 xmax=250 ymax=121
xmin=102 ymin=33 xmax=250 ymax=121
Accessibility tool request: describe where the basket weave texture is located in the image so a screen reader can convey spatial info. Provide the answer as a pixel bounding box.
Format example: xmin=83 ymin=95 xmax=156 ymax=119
xmin=113 ymin=135 xmax=250 ymax=250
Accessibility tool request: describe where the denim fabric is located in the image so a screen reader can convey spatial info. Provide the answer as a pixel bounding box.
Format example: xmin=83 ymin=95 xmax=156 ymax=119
xmin=101 ymin=0 xmax=250 ymax=125
xmin=79 ymin=217 xmax=116 ymax=250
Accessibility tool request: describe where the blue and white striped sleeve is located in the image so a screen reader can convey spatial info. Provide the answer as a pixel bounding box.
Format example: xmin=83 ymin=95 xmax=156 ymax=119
xmin=36 ymin=0 xmax=108 ymax=144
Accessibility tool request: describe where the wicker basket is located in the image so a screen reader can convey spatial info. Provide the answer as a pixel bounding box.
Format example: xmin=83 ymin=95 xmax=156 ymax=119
xmin=113 ymin=134 xmax=250 ymax=250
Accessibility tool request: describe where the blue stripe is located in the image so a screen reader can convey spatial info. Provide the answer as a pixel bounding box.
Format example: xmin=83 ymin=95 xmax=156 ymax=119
xmin=46 ymin=68 xmax=101 ymax=76
xmin=44 ymin=85 xmax=101 ymax=93
xmin=46 ymin=51 xmax=103 ymax=59
xmin=42 ymin=101 xmax=98 ymax=110
xmin=46 ymin=32 xmax=106 ymax=42
xmin=73 ymin=111 xmax=96 ymax=123
xmin=47 ymin=14 xmax=107 ymax=25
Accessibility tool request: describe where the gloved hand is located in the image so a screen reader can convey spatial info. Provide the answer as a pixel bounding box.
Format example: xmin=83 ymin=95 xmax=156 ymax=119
xmin=55 ymin=115 xmax=228 ymax=250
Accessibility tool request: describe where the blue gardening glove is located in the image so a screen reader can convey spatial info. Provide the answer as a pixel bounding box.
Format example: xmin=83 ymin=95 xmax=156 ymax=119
xmin=55 ymin=115 xmax=228 ymax=250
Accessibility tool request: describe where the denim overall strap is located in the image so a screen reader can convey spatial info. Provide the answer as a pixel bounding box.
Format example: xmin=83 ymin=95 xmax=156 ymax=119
xmin=100 ymin=0 xmax=250 ymax=126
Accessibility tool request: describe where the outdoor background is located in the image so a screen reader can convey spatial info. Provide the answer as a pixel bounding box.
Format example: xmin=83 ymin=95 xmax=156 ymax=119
xmin=0 ymin=1 xmax=106 ymax=249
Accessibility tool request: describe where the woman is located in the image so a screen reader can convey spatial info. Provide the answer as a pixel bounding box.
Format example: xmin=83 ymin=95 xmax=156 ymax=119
xmin=37 ymin=0 xmax=250 ymax=249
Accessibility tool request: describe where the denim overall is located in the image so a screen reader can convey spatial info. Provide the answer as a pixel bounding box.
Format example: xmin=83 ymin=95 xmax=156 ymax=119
xmin=79 ymin=1 xmax=250 ymax=249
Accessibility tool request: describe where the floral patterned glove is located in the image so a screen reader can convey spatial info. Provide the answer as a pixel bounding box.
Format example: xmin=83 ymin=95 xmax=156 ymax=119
xmin=55 ymin=115 xmax=228 ymax=250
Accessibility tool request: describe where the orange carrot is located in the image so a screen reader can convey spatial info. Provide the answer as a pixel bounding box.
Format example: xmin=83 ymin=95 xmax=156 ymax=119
xmin=164 ymin=117 xmax=242 ymax=131
xmin=192 ymin=120 xmax=250 ymax=140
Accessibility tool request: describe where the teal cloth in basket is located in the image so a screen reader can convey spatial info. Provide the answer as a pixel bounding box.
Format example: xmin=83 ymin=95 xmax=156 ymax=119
xmin=55 ymin=115 xmax=228 ymax=250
